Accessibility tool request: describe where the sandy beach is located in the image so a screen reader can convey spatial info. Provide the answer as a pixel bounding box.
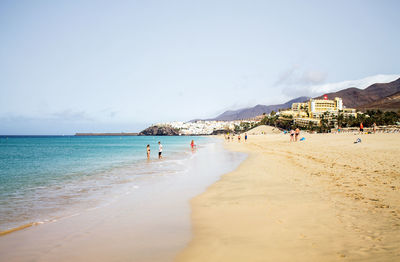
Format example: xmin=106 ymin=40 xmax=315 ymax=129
xmin=177 ymin=132 xmax=400 ymax=261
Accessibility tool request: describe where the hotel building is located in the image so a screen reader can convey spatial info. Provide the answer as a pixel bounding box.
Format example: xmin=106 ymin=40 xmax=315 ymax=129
xmin=280 ymin=97 xmax=357 ymax=127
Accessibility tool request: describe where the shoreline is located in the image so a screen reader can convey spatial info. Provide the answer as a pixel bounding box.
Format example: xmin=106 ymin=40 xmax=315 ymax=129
xmin=0 ymin=135 xmax=212 ymax=236
xmin=176 ymin=133 xmax=400 ymax=261
xmin=0 ymin=139 xmax=246 ymax=262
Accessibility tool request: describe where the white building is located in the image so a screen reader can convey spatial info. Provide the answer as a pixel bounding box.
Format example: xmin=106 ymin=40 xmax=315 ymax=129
xmin=152 ymin=120 xmax=257 ymax=135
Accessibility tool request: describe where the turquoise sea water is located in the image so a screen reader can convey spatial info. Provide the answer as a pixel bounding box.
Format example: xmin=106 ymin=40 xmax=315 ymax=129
xmin=0 ymin=136 xmax=209 ymax=232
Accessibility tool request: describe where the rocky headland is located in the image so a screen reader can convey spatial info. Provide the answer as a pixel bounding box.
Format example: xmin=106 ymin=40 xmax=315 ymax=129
xmin=139 ymin=126 xmax=180 ymax=136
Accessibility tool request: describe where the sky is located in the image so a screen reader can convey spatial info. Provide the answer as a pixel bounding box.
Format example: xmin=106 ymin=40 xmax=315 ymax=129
xmin=1 ymin=0 xmax=399 ymax=135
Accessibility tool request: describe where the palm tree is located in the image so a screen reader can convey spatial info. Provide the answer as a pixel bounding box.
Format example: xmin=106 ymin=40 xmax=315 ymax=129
xmin=307 ymin=121 xmax=315 ymax=131
xmin=337 ymin=111 xmax=344 ymax=128
xmin=319 ymin=112 xmax=330 ymax=133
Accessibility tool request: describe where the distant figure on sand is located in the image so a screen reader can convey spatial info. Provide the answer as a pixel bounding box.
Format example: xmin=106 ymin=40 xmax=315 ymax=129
xmin=245 ymin=133 xmax=247 ymax=142
xmin=290 ymin=129 xmax=295 ymax=142
xmin=360 ymin=122 xmax=364 ymax=134
xmin=295 ymin=128 xmax=300 ymax=142
xmin=373 ymin=122 xmax=377 ymax=134
xmin=146 ymin=144 xmax=150 ymax=159
xmin=238 ymin=135 xmax=241 ymax=142
xmin=158 ymin=141 xmax=163 ymax=159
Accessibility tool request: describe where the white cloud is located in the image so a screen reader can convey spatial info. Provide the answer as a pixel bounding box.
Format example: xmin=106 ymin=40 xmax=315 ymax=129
xmin=307 ymin=74 xmax=400 ymax=97
xmin=302 ymin=71 xmax=326 ymax=85
xmin=277 ymin=69 xmax=400 ymax=98
xmin=275 ymin=66 xmax=328 ymax=97
xmin=275 ymin=66 xmax=327 ymax=88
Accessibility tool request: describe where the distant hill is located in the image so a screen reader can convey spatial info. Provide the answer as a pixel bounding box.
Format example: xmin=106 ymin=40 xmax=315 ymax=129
xmin=358 ymin=91 xmax=400 ymax=111
xmin=207 ymin=96 xmax=310 ymax=121
xmin=315 ymin=78 xmax=400 ymax=108
xmin=202 ymin=77 xmax=400 ymax=121
xmin=139 ymin=126 xmax=179 ymax=136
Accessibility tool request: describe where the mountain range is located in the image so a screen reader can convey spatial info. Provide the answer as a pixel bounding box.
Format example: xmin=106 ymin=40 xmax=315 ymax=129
xmin=206 ymin=77 xmax=400 ymax=121
xmin=206 ymin=96 xmax=310 ymax=121
xmin=358 ymin=91 xmax=400 ymax=111
xmin=315 ymin=77 xmax=400 ymax=108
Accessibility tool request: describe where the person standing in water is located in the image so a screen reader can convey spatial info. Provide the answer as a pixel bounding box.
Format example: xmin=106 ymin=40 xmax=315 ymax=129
xmin=146 ymin=144 xmax=150 ymax=159
xmin=190 ymin=140 xmax=196 ymax=150
xmin=158 ymin=141 xmax=163 ymax=159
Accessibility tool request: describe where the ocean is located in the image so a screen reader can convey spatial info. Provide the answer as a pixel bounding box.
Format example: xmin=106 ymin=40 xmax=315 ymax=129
xmin=0 ymin=135 xmax=215 ymax=232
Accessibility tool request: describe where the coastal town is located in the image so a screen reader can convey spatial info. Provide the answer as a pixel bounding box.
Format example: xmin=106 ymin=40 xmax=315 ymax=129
xmin=149 ymin=96 xmax=360 ymax=135
xmin=152 ymin=120 xmax=251 ymax=135
xmin=77 ymin=94 xmax=399 ymax=136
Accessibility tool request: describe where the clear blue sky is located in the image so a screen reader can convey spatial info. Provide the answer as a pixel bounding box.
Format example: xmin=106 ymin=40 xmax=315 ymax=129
xmin=1 ymin=0 xmax=399 ymax=134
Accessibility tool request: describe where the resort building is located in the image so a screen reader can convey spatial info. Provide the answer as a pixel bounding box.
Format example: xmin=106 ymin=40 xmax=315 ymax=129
xmin=342 ymin=108 xmax=358 ymax=118
xmin=291 ymin=102 xmax=308 ymax=112
xmin=293 ymin=117 xmax=320 ymax=127
xmin=280 ymin=97 xmax=357 ymax=127
xmin=308 ymin=97 xmax=343 ymax=118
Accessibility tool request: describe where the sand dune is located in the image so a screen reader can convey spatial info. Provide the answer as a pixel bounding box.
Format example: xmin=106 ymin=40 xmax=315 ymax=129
xmin=176 ymin=133 xmax=400 ymax=261
xmin=242 ymin=125 xmax=282 ymax=135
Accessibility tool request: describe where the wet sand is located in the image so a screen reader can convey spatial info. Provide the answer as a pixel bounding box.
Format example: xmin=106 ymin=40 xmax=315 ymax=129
xmin=176 ymin=133 xmax=400 ymax=261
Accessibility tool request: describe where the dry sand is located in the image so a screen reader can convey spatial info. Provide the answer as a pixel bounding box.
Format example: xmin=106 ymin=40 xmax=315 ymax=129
xmin=244 ymin=125 xmax=281 ymax=135
xmin=176 ymin=132 xmax=400 ymax=262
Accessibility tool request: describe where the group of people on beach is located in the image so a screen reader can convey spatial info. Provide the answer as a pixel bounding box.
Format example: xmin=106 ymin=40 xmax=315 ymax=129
xmin=225 ymin=133 xmax=248 ymax=142
xmin=289 ymin=128 xmax=300 ymax=142
xmin=359 ymin=122 xmax=377 ymax=134
xmin=146 ymin=140 xmax=196 ymax=159
xmin=287 ymin=122 xmax=379 ymax=139
xmin=337 ymin=122 xmax=378 ymax=134
xmin=146 ymin=141 xmax=163 ymax=160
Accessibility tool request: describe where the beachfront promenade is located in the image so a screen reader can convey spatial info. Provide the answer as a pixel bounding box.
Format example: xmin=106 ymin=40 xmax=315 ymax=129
xmin=177 ymin=132 xmax=400 ymax=262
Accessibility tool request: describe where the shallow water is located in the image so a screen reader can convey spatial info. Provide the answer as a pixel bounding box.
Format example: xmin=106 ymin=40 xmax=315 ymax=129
xmin=0 ymin=136 xmax=210 ymax=232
